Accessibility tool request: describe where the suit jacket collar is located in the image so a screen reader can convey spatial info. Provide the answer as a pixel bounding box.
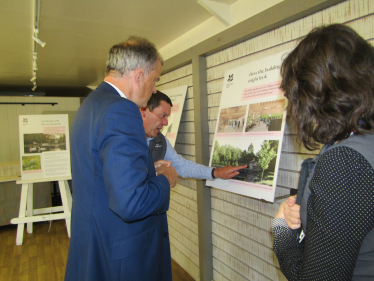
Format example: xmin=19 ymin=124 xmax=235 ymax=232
xmin=96 ymin=81 xmax=120 ymax=97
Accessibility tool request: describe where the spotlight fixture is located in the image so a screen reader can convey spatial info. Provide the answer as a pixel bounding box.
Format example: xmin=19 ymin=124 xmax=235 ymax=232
xmin=32 ymin=36 xmax=46 ymax=47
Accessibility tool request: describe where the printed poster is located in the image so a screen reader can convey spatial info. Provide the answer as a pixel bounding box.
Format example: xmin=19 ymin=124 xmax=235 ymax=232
xmin=206 ymin=50 xmax=290 ymax=202
xmin=19 ymin=114 xmax=71 ymax=180
xmin=160 ymin=85 xmax=188 ymax=147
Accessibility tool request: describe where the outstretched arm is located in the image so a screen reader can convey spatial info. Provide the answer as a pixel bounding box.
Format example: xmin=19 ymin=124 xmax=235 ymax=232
xmin=213 ymin=165 xmax=247 ymax=179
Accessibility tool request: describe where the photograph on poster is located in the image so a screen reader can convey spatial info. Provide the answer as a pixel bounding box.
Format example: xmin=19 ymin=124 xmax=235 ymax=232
xmin=22 ymin=155 xmax=41 ymax=171
xmin=211 ymin=137 xmax=279 ymax=187
xmin=217 ymin=105 xmax=247 ymax=133
xmin=23 ymin=133 xmax=67 ymax=153
xmin=245 ymin=99 xmax=285 ymax=132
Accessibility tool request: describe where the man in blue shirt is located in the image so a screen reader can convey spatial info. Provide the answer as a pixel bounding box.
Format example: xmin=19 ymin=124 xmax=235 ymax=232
xmin=141 ymin=91 xmax=246 ymax=180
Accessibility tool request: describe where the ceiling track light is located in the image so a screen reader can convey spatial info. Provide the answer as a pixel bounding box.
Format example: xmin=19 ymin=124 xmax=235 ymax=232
xmin=32 ymin=36 xmax=46 ymax=48
xmin=31 ymin=0 xmax=45 ymax=91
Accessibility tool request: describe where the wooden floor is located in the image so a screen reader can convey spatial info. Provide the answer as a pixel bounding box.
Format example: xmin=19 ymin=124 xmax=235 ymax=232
xmin=0 ymin=220 xmax=195 ymax=281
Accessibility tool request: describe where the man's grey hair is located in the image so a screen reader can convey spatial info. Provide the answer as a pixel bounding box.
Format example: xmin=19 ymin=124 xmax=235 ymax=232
xmin=106 ymin=36 xmax=163 ymax=76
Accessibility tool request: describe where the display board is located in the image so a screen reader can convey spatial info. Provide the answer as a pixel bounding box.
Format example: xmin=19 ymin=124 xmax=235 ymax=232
xmin=19 ymin=114 xmax=71 ymax=180
xmin=206 ymin=51 xmax=290 ymax=202
xmin=160 ymin=85 xmax=188 ymax=147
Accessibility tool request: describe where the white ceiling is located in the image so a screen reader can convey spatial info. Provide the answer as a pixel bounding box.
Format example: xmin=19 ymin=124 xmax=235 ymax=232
xmin=1 ymin=0 xmax=288 ymax=97
xmin=0 ymin=0 xmax=218 ymax=96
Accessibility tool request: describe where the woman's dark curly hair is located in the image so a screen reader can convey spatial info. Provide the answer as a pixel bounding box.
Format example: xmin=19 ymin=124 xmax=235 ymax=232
xmin=281 ymin=24 xmax=374 ymax=150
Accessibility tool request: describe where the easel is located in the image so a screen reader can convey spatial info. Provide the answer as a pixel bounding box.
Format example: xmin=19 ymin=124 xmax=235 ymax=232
xmin=10 ymin=176 xmax=72 ymax=245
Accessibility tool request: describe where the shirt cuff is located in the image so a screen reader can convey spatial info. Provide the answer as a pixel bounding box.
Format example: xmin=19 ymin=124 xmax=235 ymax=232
xmin=211 ymin=168 xmax=216 ymax=179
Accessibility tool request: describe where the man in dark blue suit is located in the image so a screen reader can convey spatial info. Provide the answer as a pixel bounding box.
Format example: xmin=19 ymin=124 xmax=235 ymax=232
xmin=65 ymin=36 xmax=178 ymax=281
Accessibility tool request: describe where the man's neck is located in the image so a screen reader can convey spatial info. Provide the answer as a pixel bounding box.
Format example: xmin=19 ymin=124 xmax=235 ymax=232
xmin=104 ymin=73 xmax=133 ymax=99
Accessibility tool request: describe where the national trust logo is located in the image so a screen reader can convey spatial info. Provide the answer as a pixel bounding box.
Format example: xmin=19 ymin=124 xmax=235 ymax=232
xmin=226 ymin=74 xmax=234 ymax=88
xmin=22 ymin=117 xmax=29 ymax=127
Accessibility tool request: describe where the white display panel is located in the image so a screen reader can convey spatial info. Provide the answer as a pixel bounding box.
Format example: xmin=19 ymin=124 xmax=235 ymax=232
xmin=206 ymin=51 xmax=290 ymax=202
xmin=19 ymin=114 xmax=71 ymax=180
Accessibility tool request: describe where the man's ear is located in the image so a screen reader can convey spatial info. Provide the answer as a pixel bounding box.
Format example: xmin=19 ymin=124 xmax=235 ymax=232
xmin=140 ymin=107 xmax=148 ymax=118
xmin=134 ymin=69 xmax=144 ymax=85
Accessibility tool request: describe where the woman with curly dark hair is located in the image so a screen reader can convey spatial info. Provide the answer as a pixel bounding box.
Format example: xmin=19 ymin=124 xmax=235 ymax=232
xmin=272 ymin=24 xmax=374 ymax=280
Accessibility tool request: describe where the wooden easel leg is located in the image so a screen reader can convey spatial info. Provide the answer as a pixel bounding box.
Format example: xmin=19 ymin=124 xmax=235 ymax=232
xmin=26 ymin=183 xmax=33 ymax=233
xmin=15 ymin=183 xmax=29 ymax=246
xmin=58 ymin=180 xmax=71 ymax=237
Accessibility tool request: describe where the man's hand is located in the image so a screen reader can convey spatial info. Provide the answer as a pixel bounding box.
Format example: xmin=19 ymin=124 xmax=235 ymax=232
xmin=157 ymin=164 xmax=178 ymax=188
xmin=283 ymin=195 xmax=301 ymax=229
xmin=214 ymin=165 xmax=247 ymax=179
xmin=154 ymin=160 xmax=171 ymax=175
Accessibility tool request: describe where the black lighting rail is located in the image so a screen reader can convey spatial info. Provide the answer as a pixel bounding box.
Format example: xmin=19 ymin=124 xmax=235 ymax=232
xmin=0 ymin=102 xmax=57 ymax=106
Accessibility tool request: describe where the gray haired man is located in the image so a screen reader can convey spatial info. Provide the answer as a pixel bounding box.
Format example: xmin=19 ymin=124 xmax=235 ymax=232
xmin=65 ymin=36 xmax=177 ymax=281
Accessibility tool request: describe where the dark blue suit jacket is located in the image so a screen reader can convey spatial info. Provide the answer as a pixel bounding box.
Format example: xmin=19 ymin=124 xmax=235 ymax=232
xmin=65 ymin=82 xmax=172 ymax=281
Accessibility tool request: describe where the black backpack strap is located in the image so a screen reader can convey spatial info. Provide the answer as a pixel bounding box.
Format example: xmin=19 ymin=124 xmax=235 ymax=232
xmin=291 ymin=157 xmax=313 ymax=239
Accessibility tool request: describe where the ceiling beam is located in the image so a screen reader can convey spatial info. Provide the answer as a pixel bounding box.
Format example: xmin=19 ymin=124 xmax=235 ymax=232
xmin=197 ymin=0 xmax=231 ymax=26
xmin=162 ymin=0 xmax=346 ymax=74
